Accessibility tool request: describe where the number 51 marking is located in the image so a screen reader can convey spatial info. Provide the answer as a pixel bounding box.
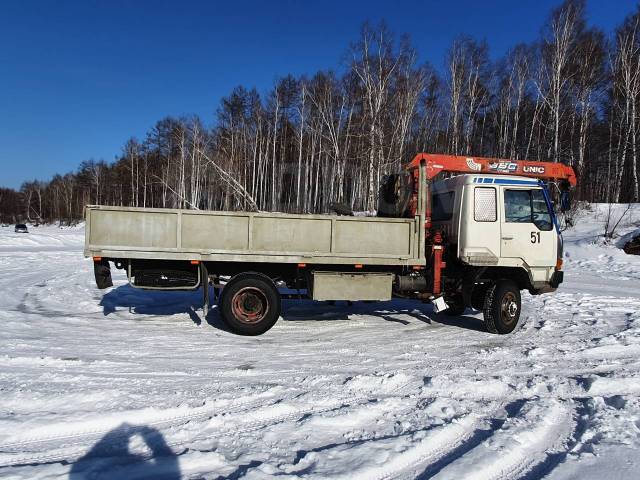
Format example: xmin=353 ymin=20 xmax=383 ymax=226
xmin=531 ymin=232 xmax=540 ymax=243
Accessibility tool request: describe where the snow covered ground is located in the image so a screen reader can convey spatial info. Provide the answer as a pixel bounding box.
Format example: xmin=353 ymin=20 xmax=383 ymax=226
xmin=0 ymin=205 xmax=639 ymax=480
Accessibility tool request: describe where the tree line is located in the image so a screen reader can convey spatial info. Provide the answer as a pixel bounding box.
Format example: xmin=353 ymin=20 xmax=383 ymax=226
xmin=1 ymin=0 xmax=639 ymax=225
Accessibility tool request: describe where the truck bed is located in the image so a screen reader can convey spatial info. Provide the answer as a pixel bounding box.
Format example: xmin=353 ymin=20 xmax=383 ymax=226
xmin=84 ymin=206 xmax=426 ymax=266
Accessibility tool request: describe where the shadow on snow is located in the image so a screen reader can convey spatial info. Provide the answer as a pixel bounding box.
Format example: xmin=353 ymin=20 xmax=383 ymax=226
xmin=99 ymin=283 xmax=487 ymax=333
xmin=68 ymin=424 xmax=180 ymax=480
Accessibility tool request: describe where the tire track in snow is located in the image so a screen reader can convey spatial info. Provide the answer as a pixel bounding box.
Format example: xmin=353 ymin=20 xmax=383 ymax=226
xmin=0 ymin=395 xmax=381 ymax=467
xmin=0 ymin=384 xmax=416 ymax=468
xmin=429 ymin=399 xmax=575 ymax=480
xmin=345 ymin=402 xmax=504 ymax=480
xmin=0 ymin=391 xmax=281 ymax=453
xmin=414 ymin=400 xmax=527 ymax=479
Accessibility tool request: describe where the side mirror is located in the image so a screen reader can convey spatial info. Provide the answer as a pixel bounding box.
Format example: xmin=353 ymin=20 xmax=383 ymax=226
xmin=558 ymin=180 xmax=571 ymax=213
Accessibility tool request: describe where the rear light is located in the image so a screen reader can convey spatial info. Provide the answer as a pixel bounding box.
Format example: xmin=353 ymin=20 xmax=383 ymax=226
xmin=93 ymin=256 xmax=102 ymax=262
xmin=190 ymin=260 xmax=200 ymax=265
xmin=556 ymin=258 xmax=563 ymax=270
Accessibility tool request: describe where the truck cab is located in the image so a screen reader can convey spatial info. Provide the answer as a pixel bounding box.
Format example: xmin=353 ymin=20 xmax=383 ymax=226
xmin=433 ymin=174 xmax=562 ymax=286
xmin=429 ymin=174 xmax=564 ymax=331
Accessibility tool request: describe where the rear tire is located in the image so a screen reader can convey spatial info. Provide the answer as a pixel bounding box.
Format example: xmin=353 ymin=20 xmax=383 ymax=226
xmin=219 ymin=272 xmax=281 ymax=335
xmin=483 ymin=280 xmax=521 ymax=334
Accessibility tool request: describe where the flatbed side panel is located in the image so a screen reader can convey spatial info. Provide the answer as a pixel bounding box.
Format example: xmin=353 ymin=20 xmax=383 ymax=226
xmin=334 ymin=219 xmax=411 ymax=256
xmin=84 ymin=206 xmax=426 ymax=265
xmin=252 ymin=216 xmax=332 ymax=253
xmin=89 ymin=209 xmax=178 ymax=249
xmin=181 ymin=213 xmax=250 ymax=250
xmin=84 ymin=206 xmax=91 ymax=254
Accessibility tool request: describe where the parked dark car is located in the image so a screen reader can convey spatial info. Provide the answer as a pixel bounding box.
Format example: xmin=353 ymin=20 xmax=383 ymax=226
xmin=14 ymin=224 xmax=28 ymax=233
xmin=624 ymin=234 xmax=640 ymax=255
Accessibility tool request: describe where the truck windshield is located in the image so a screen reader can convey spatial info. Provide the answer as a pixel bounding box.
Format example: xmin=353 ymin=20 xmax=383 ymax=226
xmin=504 ymin=189 xmax=553 ymax=231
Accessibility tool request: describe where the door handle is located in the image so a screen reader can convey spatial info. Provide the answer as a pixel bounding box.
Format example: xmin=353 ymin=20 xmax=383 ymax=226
xmin=501 ymin=236 xmax=513 ymax=240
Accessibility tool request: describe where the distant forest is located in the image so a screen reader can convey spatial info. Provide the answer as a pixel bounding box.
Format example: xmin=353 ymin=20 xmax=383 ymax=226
xmin=1 ymin=0 xmax=639 ymax=224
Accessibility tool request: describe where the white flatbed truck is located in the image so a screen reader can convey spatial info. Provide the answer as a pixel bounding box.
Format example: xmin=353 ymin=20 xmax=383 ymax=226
xmin=85 ymin=153 xmax=577 ymax=335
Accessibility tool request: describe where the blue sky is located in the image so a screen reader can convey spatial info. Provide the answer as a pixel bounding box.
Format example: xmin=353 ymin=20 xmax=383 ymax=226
xmin=0 ymin=0 xmax=636 ymax=189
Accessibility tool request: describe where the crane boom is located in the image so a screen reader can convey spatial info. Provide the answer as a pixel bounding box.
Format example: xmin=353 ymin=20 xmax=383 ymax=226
xmin=407 ymin=153 xmax=577 ymax=186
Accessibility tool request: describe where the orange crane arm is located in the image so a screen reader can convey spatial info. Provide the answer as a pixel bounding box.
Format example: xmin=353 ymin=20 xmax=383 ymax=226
xmin=407 ymin=153 xmax=577 ymax=186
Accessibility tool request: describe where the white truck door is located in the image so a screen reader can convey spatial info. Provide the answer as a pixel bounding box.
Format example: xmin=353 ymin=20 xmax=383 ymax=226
xmin=499 ymin=185 xmax=557 ymax=267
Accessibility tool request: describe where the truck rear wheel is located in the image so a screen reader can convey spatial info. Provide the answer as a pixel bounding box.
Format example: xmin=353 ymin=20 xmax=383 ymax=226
xmin=483 ymin=280 xmax=521 ymax=334
xmin=219 ymin=272 xmax=281 ymax=335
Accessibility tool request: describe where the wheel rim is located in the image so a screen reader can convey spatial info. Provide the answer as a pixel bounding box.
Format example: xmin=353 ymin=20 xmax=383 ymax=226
xmin=500 ymin=292 xmax=519 ymax=325
xmin=231 ymin=287 xmax=269 ymax=324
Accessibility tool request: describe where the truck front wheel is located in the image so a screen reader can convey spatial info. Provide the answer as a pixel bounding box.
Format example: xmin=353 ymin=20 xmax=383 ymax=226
xmin=483 ymin=280 xmax=521 ymax=334
xmin=219 ymin=272 xmax=281 ymax=335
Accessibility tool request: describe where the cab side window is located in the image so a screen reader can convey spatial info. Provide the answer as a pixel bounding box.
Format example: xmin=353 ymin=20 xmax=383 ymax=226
xmin=504 ymin=190 xmax=531 ymax=223
xmin=474 ymin=187 xmax=497 ymax=222
xmin=531 ymin=189 xmax=553 ymax=231
xmin=504 ymin=189 xmax=553 ymax=231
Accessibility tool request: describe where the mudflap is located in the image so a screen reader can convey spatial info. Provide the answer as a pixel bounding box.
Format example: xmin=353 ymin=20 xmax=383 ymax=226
xmin=94 ymin=259 xmax=113 ymax=289
xmin=550 ymin=270 xmax=564 ymax=288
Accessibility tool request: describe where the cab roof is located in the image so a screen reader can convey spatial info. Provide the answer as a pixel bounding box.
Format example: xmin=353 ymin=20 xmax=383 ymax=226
xmin=433 ymin=174 xmax=542 ymax=189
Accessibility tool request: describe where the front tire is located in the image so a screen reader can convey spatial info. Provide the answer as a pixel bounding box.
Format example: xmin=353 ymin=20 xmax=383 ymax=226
xmin=219 ymin=272 xmax=281 ymax=335
xmin=483 ymin=280 xmax=521 ymax=334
